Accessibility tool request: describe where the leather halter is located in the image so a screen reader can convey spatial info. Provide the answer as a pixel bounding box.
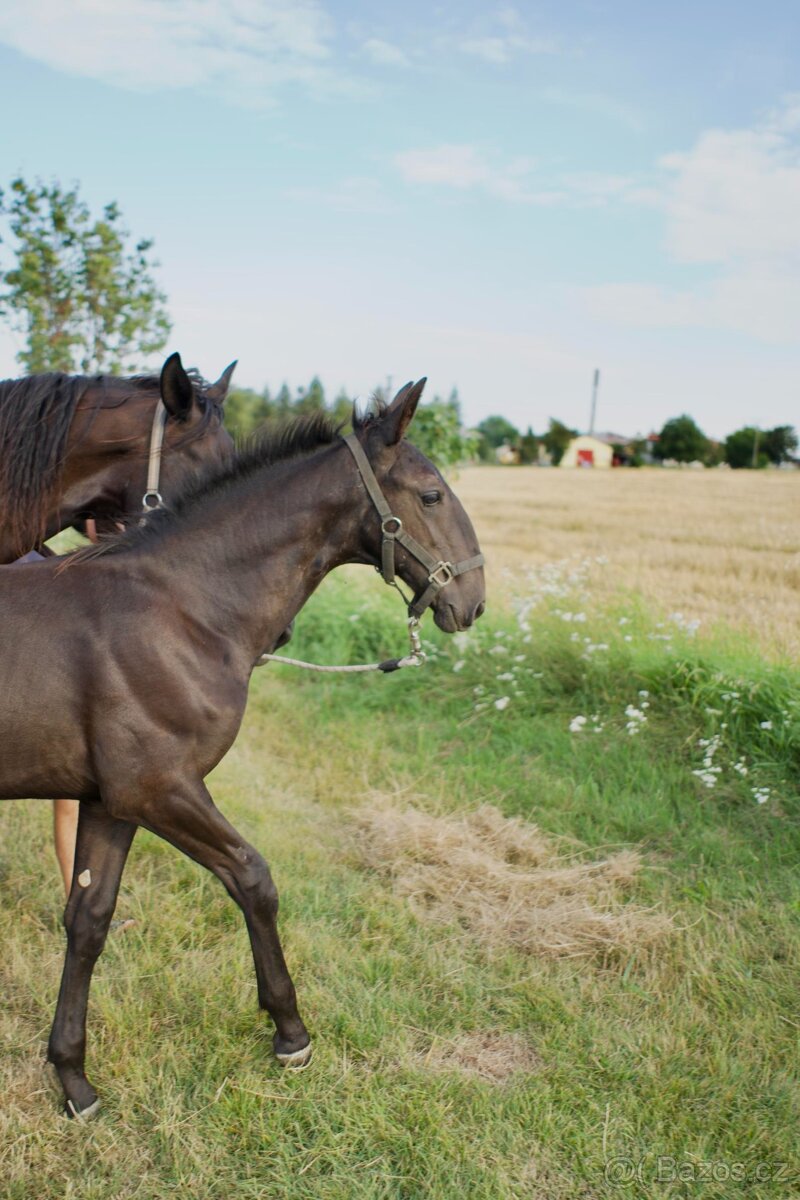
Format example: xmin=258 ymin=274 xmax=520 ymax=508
xmin=142 ymin=399 xmax=168 ymax=512
xmin=343 ymin=433 xmax=484 ymax=620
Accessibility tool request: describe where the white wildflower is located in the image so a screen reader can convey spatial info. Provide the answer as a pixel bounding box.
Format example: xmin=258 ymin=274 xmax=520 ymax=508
xmin=494 ymin=696 xmax=510 ymax=711
xmin=452 ymin=660 xmax=465 ymax=673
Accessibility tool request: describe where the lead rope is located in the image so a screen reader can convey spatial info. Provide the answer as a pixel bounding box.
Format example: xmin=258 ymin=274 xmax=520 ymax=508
xmin=256 ymin=615 xmax=426 ymax=674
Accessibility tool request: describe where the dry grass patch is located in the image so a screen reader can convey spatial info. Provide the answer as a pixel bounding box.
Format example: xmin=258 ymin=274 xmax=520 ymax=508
xmin=356 ymin=802 xmax=671 ymax=959
xmin=417 ymin=1030 xmax=539 ymax=1084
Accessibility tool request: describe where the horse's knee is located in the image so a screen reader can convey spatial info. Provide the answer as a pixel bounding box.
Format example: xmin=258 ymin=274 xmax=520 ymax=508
xmin=237 ymin=855 xmax=279 ymax=917
xmin=64 ymin=897 xmax=112 ymax=960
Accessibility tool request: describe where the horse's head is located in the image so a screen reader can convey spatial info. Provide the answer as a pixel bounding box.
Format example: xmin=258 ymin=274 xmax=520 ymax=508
xmin=147 ymin=351 xmax=236 ymax=505
xmin=45 ymin=354 xmax=237 ymax=544
xmin=352 ymin=380 xmax=485 ymax=633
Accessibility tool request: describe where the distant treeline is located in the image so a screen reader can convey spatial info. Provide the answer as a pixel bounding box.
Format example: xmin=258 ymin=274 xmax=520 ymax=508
xmin=224 ymin=378 xmax=476 ymax=469
xmin=225 ymin=381 xmax=798 ymax=470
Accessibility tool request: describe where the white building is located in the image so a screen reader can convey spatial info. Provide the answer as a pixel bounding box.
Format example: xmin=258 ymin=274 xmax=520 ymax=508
xmin=560 ymin=435 xmax=615 ymax=469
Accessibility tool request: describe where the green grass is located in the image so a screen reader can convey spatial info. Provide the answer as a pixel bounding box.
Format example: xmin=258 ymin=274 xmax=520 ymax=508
xmin=1 ymin=571 xmax=799 ymax=1198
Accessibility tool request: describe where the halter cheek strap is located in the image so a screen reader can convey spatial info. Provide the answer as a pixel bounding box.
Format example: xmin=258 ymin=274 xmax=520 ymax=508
xmin=343 ymin=433 xmax=484 ymax=620
xmin=142 ymin=399 xmax=168 ymax=512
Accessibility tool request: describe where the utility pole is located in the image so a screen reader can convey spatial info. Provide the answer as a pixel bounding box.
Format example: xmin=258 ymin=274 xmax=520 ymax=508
xmin=589 ymin=368 xmax=600 ymax=436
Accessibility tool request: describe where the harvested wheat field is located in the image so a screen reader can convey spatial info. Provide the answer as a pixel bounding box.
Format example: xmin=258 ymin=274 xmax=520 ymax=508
xmin=456 ymin=465 xmax=800 ymax=656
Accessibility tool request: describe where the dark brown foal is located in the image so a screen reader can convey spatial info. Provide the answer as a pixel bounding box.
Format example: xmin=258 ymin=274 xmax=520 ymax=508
xmin=1 ymin=379 xmax=485 ymax=1116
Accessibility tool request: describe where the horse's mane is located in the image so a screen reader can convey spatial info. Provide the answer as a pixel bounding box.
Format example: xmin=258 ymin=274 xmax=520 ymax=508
xmin=68 ymin=409 xmax=347 ymax=563
xmin=0 ymin=370 xmax=220 ymax=558
xmin=0 ymin=373 xmax=91 ymax=557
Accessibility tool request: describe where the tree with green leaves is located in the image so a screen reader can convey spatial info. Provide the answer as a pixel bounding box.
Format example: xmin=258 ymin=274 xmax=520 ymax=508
xmin=762 ymin=425 xmax=798 ymax=465
xmin=0 ymin=177 xmax=170 ymax=374
xmin=331 ymin=387 xmax=354 ymax=426
xmin=409 ymin=389 xmax=477 ymax=471
xmin=295 ymin=375 xmax=326 ymax=415
xmin=542 ymin=418 xmax=578 ymax=466
xmin=476 ymin=415 xmax=520 ymax=462
xmin=654 ymin=414 xmax=709 ymax=464
xmin=517 ymin=426 xmax=539 ymax=465
xmin=224 ymin=386 xmax=275 ymax=440
xmin=724 ymin=425 xmax=797 ymax=468
xmin=724 ymin=427 xmax=765 ymax=469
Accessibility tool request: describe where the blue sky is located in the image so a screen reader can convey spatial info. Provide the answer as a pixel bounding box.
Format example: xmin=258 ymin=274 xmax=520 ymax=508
xmin=1 ymin=1 xmax=798 ymax=438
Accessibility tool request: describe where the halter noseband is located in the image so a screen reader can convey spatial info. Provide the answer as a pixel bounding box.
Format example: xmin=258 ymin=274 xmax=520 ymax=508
xmin=343 ymin=433 xmax=484 ymax=620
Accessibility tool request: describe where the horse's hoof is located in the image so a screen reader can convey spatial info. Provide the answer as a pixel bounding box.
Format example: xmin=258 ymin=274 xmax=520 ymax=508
xmin=275 ymin=1041 xmax=313 ymax=1070
xmin=65 ymin=1096 xmax=101 ymax=1121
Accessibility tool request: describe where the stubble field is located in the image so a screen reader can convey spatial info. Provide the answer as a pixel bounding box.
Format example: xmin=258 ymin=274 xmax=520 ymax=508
xmin=1 ymin=466 xmax=799 ymax=1199
xmin=457 ymin=465 xmax=800 ymax=657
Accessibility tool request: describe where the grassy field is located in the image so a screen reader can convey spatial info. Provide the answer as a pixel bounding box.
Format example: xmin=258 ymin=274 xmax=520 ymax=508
xmin=1 ymin=467 xmax=799 ymax=1198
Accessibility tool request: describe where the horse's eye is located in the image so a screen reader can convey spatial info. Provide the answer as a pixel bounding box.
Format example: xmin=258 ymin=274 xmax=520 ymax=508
xmin=422 ymin=490 xmax=442 ymax=507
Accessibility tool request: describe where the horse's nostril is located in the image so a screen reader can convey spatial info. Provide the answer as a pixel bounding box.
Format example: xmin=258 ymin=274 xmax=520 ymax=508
xmin=474 ymin=601 xmax=486 ymax=621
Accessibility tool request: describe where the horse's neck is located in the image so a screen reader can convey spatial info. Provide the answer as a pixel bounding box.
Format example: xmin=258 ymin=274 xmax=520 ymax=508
xmin=155 ymin=443 xmax=364 ymax=660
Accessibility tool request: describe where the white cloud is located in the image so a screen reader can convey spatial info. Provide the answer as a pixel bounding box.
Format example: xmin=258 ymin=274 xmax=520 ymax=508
xmin=393 ymin=146 xmax=655 ymax=209
xmin=395 ymin=145 xmax=491 ymax=189
xmin=659 ymin=108 xmax=800 ymax=266
xmin=577 ymin=96 xmax=800 ymax=345
xmin=459 ymin=34 xmax=557 ymax=63
xmin=394 ymin=144 xmax=564 ymax=204
xmin=577 ymin=276 xmax=800 ymax=345
xmin=361 ymin=38 xmax=409 ymax=67
xmin=457 ymin=6 xmax=557 ymax=63
xmin=0 ymin=0 xmax=350 ymax=106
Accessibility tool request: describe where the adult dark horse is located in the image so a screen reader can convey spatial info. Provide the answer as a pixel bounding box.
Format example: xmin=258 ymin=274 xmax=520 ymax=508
xmin=0 ymin=352 xmax=236 ymax=894
xmin=0 ymin=351 xmax=236 ymax=561
xmin=0 ymin=379 xmax=485 ymax=1117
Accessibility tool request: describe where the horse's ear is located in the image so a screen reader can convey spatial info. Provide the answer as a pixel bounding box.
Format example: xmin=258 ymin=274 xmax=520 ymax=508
xmin=160 ymin=352 xmax=195 ymax=421
xmin=207 ymin=360 xmax=237 ymax=405
xmin=380 ymin=377 xmax=427 ymax=446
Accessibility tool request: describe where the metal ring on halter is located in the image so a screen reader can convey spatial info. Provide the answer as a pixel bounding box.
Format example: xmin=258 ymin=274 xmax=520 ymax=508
xmin=142 ymin=490 xmax=163 ymax=511
xmin=381 ymin=515 xmax=402 ymax=536
xmin=428 ymin=560 xmax=455 ymax=588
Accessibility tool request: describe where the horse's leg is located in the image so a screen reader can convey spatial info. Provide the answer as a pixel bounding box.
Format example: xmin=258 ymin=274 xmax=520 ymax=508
xmin=48 ymin=803 xmax=136 ymax=1118
xmin=127 ymin=777 xmax=310 ymax=1065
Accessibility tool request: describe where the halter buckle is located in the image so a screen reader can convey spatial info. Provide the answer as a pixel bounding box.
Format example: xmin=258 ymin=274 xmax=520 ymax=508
xmin=381 ymin=516 xmax=402 ymax=536
xmin=142 ymin=490 xmax=163 ymax=511
xmin=428 ymin=560 xmax=454 ymax=588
